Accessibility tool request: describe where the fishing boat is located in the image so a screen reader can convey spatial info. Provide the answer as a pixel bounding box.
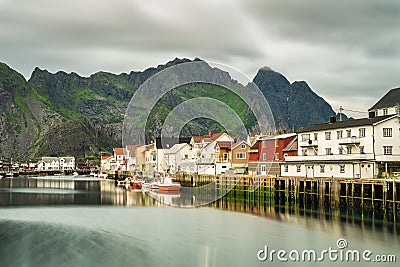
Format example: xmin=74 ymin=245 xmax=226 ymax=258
xmin=130 ymin=179 xmax=142 ymax=190
xmin=98 ymin=173 xmax=107 ymax=179
xmin=157 ymin=177 xmax=182 ymax=192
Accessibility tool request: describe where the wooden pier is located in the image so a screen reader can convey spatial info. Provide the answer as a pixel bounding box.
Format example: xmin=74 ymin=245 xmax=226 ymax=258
xmin=175 ymin=174 xmax=400 ymax=214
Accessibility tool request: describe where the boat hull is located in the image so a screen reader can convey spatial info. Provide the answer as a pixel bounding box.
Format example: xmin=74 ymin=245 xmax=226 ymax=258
xmin=158 ymin=185 xmax=182 ymax=192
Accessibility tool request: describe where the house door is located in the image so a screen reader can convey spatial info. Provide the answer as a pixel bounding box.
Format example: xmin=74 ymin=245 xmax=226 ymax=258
xmin=306 ymin=165 xmax=314 ymax=178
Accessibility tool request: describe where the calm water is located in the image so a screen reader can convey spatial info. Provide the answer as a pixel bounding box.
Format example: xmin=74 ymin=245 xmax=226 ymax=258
xmin=0 ymin=176 xmax=399 ymax=267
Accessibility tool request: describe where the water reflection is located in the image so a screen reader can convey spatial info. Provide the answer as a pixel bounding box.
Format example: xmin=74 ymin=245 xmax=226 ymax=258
xmin=1 ymin=177 xmax=399 ymax=237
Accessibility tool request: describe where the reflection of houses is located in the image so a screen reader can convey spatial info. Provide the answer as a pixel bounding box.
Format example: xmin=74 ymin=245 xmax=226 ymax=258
xmin=248 ymin=133 xmax=297 ymax=176
xmin=281 ymin=114 xmax=400 ymax=178
xmin=38 ymin=157 xmax=75 ymax=171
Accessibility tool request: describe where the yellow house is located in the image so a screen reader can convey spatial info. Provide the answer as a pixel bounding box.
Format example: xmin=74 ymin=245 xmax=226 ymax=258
xmin=231 ymin=141 xmax=250 ymax=172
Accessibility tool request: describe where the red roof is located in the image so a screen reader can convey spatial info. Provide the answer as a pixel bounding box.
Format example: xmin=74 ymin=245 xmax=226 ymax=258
xmin=126 ymin=145 xmax=138 ymax=157
xmin=210 ymin=133 xmax=224 ymax=140
xmin=191 ymin=136 xmax=204 ymax=143
xmin=113 ymin=148 xmax=126 ymax=156
xmin=216 ymin=141 xmax=232 ymax=149
xmin=192 ymin=132 xmax=226 ymax=143
xmin=101 ymin=156 xmax=111 ymax=161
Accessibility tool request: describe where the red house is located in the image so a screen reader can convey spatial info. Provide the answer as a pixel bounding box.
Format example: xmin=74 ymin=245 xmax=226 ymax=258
xmin=248 ymin=133 xmax=297 ymax=175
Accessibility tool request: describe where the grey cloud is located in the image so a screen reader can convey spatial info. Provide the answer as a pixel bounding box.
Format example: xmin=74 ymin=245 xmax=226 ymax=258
xmin=0 ymin=0 xmax=399 ymax=118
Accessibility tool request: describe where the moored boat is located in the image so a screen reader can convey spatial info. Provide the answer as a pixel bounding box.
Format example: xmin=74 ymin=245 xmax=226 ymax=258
xmin=157 ymin=177 xmax=182 ymax=192
xmin=5 ymin=172 xmax=13 ymax=178
xmin=130 ymin=179 xmax=142 ymax=189
xmin=98 ymin=173 xmax=107 ymax=179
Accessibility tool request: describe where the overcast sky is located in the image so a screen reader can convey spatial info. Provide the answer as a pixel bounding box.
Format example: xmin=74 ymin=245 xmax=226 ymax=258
xmin=1 ymin=0 xmax=399 ymax=117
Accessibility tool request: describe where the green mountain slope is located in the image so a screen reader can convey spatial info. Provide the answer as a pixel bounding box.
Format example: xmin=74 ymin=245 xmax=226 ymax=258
xmin=0 ymin=59 xmax=343 ymax=160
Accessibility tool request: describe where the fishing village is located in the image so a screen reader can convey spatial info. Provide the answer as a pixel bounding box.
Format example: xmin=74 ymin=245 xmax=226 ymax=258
xmin=1 ymin=88 xmax=400 ymax=218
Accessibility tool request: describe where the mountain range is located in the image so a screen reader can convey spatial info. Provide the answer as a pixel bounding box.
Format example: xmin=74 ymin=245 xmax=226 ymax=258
xmin=0 ymin=58 xmax=344 ymax=160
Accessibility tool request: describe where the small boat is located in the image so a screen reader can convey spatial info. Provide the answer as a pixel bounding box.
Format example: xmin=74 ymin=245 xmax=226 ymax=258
xmin=157 ymin=177 xmax=182 ymax=192
xmin=5 ymin=172 xmax=13 ymax=178
xmin=98 ymin=173 xmax=107 ymax=179
xmin=72 ymin=172 xmax=79 ymax=176
xmin=130 ymin=179 xmax=142 ymax=190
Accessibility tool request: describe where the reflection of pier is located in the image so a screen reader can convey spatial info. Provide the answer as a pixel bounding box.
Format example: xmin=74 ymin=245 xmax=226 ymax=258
xmin=175 ymin=174 xmax=400 ymax=214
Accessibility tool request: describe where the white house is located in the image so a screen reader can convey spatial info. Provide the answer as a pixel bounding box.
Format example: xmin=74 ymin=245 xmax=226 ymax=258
xmin=165 ymin=143 xmax=196 ymax=173
xmin=197 ymin=133 xmax=234 ymax=175
xmin=38 ymin=157 xmax=75 ymax=171
xmin=369 ymin=87 xmax=400 ymax=116
xmin=281 ymin=114 xmax=400 ymax=179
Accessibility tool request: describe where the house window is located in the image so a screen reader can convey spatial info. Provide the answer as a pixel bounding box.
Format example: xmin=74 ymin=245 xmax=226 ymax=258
xmin=325 ymin=148 xmax=332 ymax=155
xmin=339 ymin=147 xmax=344 ymax=155
xmin=383 ymin=108 xmax=388 ymax=115
xmin=320 ymin=165 xmax=325 ymax=173
xmin=340 ymin=165 xmax=345 ymax=173
xmin=359 ymin=128 xmax=366 ymax=138
xmin=346 ymin=130 xmax=351 ymax=138
xmin=384 ymin=146 xmax=393 ymax=155
xmin=374 ymin=110 xmax=378 ymax=116
xmin=261 ymin=165 xmax=266 ymax=172
xmin=275 ymin=139 xmax=279 ymax=147
xmin=347 ymin=146 xmax=352 ymax=154
xmin=216 ymin=146 xmax=220 ymax=152
xmin=241 ymin=144 xmax=246 ymax=149
xmin=262 ymin=141 xmax=267 ymax=148
xmin=236 ymin=152 xmax=246 ymax=159
xmin=216 ymin=154 xmax=220 ymax=161
xmin=275 ymin=153 xmax=279 ymax=160
xmin=314 ymin=148 xmax=318 ymax=155
xmin=284 ymin=165 xmax=288 ymax=172
xmin=262 ymin=153 xmax=266 ymax=160
xmin=314 ymin=133 xmax=318 ymax=140
xmin=301 ymin=134 xmax=310 ymax=142
xmin=383 ymin=128 xmax=392 ymax=137
xmin=296 ymin=165 xmax=301 ymax=172
xmin=223 ymin=153 xmax=228 ymax=161
xmin=360 ymin=146 xmax=365 ymax=154
xmin=325 ymin=132 xmax=331 ymax=140
xmin=337 ymin=130 xmax=343 ymax=139
xmin=302 ymin=148 xmax=308 ymax=156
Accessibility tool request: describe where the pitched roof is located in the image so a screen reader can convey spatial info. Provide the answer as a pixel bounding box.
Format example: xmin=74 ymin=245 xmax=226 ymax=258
xmin=283 ymin=136 xmax=298 ymax=152
xmin=101 ymin=156 xmax=111 ymax=161
xmin=155 ymin=137 xmax=191 ymax=149
xmin=126 ymin=145 xmax=138 ymax=157
xmin=231 ymin=140 xmax=250 ymax=150
xmin=300 ymin=115 xmax=392 ymax=133
xmin=192 ymin=136 xmax=208 ymax=143
xmin=210 ymin=132 xmax=224 ymax=140
xmin=216 ymin=141 xmax=232 ymax=149
xmin=165 ymin=143 xmax=190 ymax=154
xmin=113 ymin=148 xmax=126 ymax=156
xmin=369 ymin=87 xmax=400 ymax=110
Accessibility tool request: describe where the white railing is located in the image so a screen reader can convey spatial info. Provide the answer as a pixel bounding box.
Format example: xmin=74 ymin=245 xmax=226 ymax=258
xmin=339 ymin=137 xmax=360 ymax=144
xmin=196 ymin=158 xmax=215 ymax=164
xmin=285 ymin=153 xmax=374 ymax=162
